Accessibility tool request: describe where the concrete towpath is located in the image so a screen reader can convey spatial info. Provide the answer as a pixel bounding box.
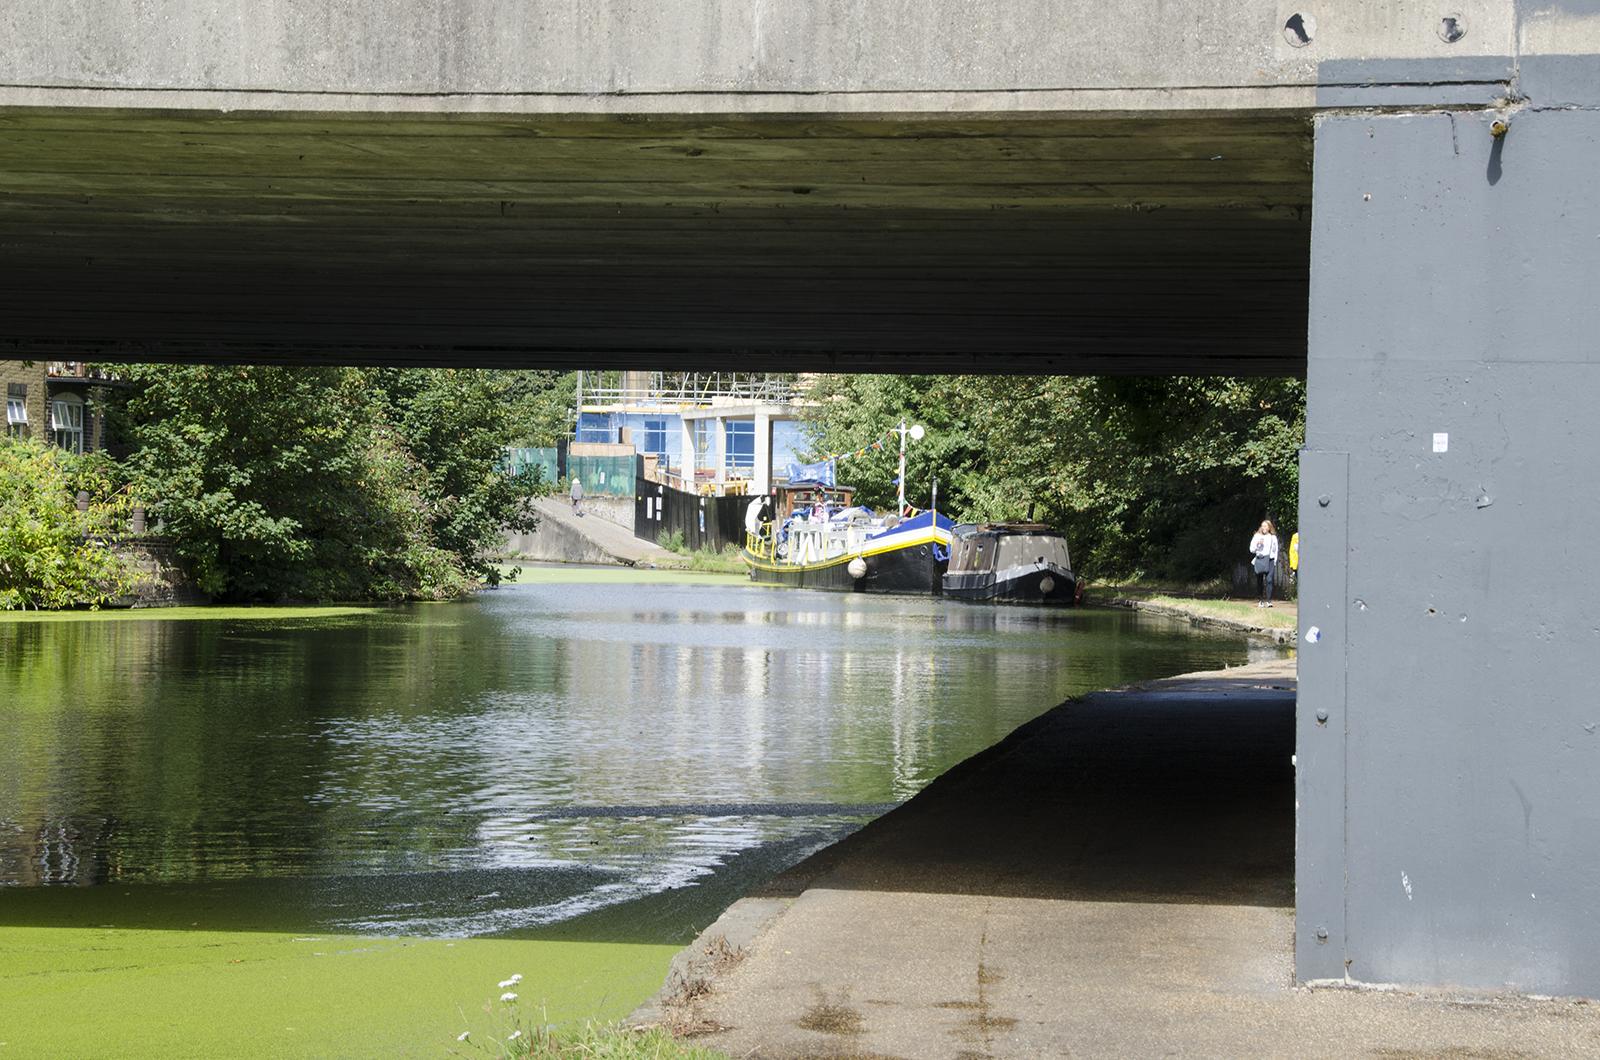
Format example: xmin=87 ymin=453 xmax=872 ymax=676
xmin=632 ymin=660 xmax=1600 ymax=1059
xmin=529 ymin=495 xmax=682 ymax=567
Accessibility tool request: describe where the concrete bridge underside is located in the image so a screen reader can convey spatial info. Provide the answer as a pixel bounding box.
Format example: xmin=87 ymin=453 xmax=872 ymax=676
xmin=7 ymin=0 xmax=1600 ymax=1001
xmin=0 ymin=114 xmax=1311 ymax=374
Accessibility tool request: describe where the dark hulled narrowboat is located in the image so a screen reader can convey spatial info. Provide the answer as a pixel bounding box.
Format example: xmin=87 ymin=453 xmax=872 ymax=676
xmin=942 ymin=523 xmax=1081 ymax=604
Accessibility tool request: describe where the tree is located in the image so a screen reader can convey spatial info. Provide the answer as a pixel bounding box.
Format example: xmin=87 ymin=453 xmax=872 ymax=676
xmin=800 ymin=373 xmax=1304 ymax=583
xmin=367 ymin=369 xmax=545 ymax=586
xmin=503 ymin=370 xmax=578 ymax=447
xmin=0 ymin=437 xmax=137 ymax=609
xmin=122 ymin=365 xmax=475 ymax=602
xmin=797 ymin=374 xmax=985 ymax=513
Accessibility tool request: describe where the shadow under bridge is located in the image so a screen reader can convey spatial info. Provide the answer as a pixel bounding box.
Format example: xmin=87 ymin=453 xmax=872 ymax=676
xmin=0 ymin=112 xmax=1311 ymax=376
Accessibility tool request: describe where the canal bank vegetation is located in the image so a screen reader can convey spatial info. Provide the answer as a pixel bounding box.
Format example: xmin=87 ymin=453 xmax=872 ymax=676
xmin=2 ymin=366 xmax=580 ymax=609
xmin=0 ymin=436 xmax=138 ymax=609
xmin=654 ymin=529 xmax=748 ymax=573
xmin=453 ymin=1022 xmax=731 ymax=1060
xmin=104 ymin=365 xmax=565 ymax=604
xmin=801 ymin=374 xmax=1303 ymax=586
xmin=455 ymin=989 xmax=731 ymax=1060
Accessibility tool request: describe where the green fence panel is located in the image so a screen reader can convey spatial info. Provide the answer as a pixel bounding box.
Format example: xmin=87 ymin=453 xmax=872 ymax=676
xmin=505 ymin=448 xmax=560 ymax=487
xmin=570 ymin=455 xmax=637 ymax=497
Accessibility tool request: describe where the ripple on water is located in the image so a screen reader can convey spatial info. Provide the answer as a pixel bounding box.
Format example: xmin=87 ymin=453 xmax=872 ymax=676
xmin=0 ymin=582 xmax=1263 ymax=940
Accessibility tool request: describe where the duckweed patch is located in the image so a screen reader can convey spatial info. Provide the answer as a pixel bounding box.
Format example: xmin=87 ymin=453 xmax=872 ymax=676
xmin=0 ymin=925 xmax=675 ymax=1060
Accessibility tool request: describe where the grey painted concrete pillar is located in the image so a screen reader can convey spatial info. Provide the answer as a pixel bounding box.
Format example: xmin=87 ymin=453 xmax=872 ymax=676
xmin=1300 ymin=57 xmax=1600 ymax=994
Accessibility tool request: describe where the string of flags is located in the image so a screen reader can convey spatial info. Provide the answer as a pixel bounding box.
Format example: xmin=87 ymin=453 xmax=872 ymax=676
xmin=785 ymin=426 xmax=906 ymax=486
xmin=824 ymin=425 xmax=900 ymax=462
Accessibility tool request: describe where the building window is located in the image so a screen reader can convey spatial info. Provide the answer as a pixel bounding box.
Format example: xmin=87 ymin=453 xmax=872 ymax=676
xmin=5 ymin=396 xmax=26 ymax=439
xmin=577 ymin=412 xmax=615 ymax=444
xmin=643 ymin=418 xmax=668 ymax=458
xmin=51 ymin=395 xmax=84 ymax=453
xmin=725 ymin=421 xmax=755 ymax=470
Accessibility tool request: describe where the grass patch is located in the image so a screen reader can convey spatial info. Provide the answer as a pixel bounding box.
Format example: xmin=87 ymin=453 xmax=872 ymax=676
xmin=1138 ymin=595 xmax=1297 ymax=629
xmin=675 ymin=545 xmax=747 ymax=575
xmin=648 ymin=532 xmax=749 ymax=575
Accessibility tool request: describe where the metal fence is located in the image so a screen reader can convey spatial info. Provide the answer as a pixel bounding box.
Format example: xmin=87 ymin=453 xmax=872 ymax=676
xmin=635 ymin=477 xmax=750 ymax=552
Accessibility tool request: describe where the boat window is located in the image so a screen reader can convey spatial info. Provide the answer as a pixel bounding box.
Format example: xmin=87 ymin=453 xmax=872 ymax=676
xmin=997 ymin=535 xmax=1071 ymax=570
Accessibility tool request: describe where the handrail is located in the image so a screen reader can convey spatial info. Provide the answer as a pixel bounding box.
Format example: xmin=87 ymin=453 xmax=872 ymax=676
xmin=578 ymin=372 xmax=797 ymax=406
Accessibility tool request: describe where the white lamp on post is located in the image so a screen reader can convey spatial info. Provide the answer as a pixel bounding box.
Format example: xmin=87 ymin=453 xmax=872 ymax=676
xmin=893 ymin=419 xmax=925 ymax=515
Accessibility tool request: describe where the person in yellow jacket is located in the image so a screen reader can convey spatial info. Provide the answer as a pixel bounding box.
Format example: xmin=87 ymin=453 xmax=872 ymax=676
xmin=1288 ymin=531 xmax=1299 ymax=582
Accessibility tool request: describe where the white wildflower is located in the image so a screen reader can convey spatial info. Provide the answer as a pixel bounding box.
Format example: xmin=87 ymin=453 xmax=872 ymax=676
xmin=501 ymin=992 xmax=518 ymax=1001
xmin=498 ymin=979 xmax=517 ymax=989
xmin=510 ymin=974 xmax=523 ymax=983
xmin=457 ymin=1031 xmax=470 ymax=1041
xmin=508 ymin=1030 xmax=522 ymax=1041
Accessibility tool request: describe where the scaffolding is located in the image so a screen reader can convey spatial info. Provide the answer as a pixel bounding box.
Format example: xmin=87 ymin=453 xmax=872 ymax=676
xmin=575 ymin=371 xmax=798 ymax=409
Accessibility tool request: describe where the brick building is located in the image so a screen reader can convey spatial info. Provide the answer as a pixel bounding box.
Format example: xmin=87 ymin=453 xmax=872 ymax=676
xmin=1 ymin=360 xmax=111 ymax=453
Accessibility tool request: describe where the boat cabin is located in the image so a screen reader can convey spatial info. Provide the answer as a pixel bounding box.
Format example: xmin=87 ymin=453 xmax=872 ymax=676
xmin=773 ymin=482 xmax=855 ymax=521
xmin=948 ymin=524 xmax=1072 ymax=575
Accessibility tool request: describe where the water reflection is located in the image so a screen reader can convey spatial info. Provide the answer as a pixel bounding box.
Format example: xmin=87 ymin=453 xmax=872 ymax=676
xmin=0 ymin=583 xmax=1268 ymax=940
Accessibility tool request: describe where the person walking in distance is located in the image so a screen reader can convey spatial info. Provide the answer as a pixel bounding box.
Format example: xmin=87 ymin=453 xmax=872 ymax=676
xmin=1250 ymin=519 xmax=1279 ymax=608
xmin=570 ymin=474 xmax=585 ymax=517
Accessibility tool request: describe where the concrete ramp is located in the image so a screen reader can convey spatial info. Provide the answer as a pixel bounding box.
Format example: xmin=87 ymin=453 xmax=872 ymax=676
xmin=502 ymin=496 xmax=679 ymax=567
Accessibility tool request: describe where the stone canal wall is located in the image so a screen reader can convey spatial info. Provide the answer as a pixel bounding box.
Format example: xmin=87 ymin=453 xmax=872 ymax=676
xmin=111 ymin=538 xmax=210 ymax=607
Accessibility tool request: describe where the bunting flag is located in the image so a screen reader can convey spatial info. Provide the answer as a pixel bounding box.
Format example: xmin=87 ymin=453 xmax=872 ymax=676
xmin=818 ymin=425 xmax=901 ymax=465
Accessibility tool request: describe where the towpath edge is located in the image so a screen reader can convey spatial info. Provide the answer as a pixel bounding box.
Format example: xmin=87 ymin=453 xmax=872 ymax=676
xmin=629 ymin=659 xmax=1600 ymax=1059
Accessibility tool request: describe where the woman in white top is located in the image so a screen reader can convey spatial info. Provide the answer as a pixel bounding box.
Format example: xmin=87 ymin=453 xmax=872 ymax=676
xmin=1249 ymin=520 xmax=1280 ymax=608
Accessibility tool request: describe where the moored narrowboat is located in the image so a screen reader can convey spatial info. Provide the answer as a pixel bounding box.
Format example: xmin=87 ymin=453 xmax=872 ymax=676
xmin=943 ymin=523 xmax=1081 ymax=604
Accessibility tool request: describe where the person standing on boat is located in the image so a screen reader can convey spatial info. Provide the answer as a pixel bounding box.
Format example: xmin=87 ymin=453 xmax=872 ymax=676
xmin=1250 ymin=520 xmax=1279 ymax=607
xmin=570 ymin=474 xmax=585 ymax=517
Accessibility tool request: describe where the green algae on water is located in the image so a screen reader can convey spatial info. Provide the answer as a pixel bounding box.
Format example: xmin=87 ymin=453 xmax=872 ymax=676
xmin=0 ymin=925 xmax=677 ymax=1060
xmin=0 ymin=604 xmax=390 ymax=624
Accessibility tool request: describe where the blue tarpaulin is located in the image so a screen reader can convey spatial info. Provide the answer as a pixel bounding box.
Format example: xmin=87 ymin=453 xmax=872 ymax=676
xmin=784 ymin=458 xmax=836 ymax=486
xmin=869 ymin=510 xmax=954 ymax=538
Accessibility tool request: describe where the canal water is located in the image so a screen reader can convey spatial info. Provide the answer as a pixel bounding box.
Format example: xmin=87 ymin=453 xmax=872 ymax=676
xmin=0 ymin=581 xmax=1273 ymax=946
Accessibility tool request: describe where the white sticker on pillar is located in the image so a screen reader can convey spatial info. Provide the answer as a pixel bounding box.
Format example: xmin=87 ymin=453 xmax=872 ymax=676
xmin=1433 ymin=433 xmax=1449 ymax=453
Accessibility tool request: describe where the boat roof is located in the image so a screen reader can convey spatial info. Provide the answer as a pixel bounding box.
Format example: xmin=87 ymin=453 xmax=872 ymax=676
xmin=872 ymin=510 xmax=954 ymax=537
xmin=951 ymin=522 xmax=1065 ymax=537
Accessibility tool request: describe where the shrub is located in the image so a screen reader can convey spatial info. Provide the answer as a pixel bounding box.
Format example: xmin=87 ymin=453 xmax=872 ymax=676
xmin=0 ymin=437 xmax=137 ymax=610
xmin=449 ymin=979 xmax=729 ymax=1060
xmin=122 ymin=365 xmax=477 ymax=602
